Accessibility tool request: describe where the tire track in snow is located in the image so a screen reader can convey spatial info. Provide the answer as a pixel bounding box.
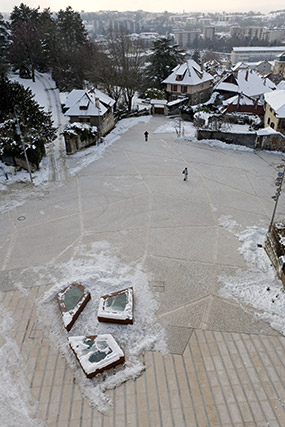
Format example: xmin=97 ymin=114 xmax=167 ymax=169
xmin=35 ymin=72 xmax=68 ymax=183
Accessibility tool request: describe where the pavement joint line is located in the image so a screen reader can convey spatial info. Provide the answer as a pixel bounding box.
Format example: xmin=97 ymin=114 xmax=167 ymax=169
xmin=55 ymin=363 xmax=67 ymax=427
xmin=67 ymin=374 xmax=76 ymax=426
xmin=268 ymin=335 xmax=285 ymax=379
xmin=151 ymin=352 xmax=164 ymax=427
xmin=142 ymin=353 xmax=152 ymax=427
xmin=134 ymin=377 xmax=139 ymax=427
xmin=112 ymin=387 xmax=116 ymax=427
xmin=1 ymin=230 xmax=18 ymax=271
xmin=181 ymin=353 xmax=199 ymax=426
xmin=161 ymin=354 xmax=175 ymax=427
xmin=216 ymin=331 xmax=257 ymax=423
xmin=198 ymin=330 xmax=223 ymax=426
xmin=171 ymin=354 xmax=187 ymax=427
xmin=123 ymin=382 xmax=127 ymax=427
xmin=77 ymin=176 xmax=84 ymax=235
xmin=51 ymin=235 xmax=82 ymax=263
xmin=188 ymin=333 xmax=211 ymax=426
xmin=247 ymin=334 xmax=285 ymax=418
xmin=238 ymin=332 xmax=282 ymax=424
xmin=37 ymin=342 xmax=52 ymax=406
xmin=226 ymin=331 xmax=270 ymax=424
xmin=45 ymin=352 xmax=59 ymax=421
xmin=259 ymin=334 xmax=285 ymax=390
xmin=201 ymin=331 xmax=234 ymax=425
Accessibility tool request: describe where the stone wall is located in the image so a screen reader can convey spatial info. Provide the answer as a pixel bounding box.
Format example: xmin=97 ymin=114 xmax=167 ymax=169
xmin=197 ymin=129 xmax=256 ymax=148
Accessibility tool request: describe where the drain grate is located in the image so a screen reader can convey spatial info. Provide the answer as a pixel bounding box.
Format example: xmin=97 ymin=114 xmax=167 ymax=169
xmin=152 ymin=281 xmax=165 ymax=292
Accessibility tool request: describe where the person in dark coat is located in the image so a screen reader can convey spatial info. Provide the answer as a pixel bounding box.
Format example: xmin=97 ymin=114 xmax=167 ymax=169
xmin=144 ymin=131 xmax=149 ymax=141
xmin=182 ymin=167 xmax=188 ymax=181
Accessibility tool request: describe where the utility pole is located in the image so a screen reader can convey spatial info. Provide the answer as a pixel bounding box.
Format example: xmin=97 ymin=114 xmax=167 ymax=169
xmin=14 ymin=109 xmax=33 ymax=184
xmin=268 ymin=158 xmax=285 ymax=233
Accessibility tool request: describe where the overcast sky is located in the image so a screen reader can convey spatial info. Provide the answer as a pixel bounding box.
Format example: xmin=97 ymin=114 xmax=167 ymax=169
xmin=1 ymin=0 xmax=284 ymax=14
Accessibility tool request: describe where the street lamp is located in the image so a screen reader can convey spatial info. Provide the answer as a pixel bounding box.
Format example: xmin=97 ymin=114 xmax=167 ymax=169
xmin=268 ymin=158 xmax=285 ymax=233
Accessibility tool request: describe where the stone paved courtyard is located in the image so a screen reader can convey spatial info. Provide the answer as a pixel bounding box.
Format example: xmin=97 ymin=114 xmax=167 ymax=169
xmin=1 ymin=115 xmax=285 ymax=426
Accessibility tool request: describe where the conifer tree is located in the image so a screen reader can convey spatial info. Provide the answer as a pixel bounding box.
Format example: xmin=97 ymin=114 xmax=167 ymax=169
xmin=146 ymin=38 xmax=184 ymax=88
xmin=0 ymin=77 xmax=56 ymax=168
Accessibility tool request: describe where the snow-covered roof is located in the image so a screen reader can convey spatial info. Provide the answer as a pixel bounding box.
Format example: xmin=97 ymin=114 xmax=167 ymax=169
xmin=162 ymin=59 xmax=213 ymax=87
xmin=277 ymin=80 xmax=285 ymax=91
xmin=216 ymin=70 xmax=276 ymax=98
xmin=215 ymin=82 xmax=238 ymax=93
xmin=150 ymin=99 xmax=167 ymax=106
xmin=232 ymin=47 xmax=285 ymax=52
xmin=167 ymin=97 xmax=187 ymax=106
xmin=264 ymin=90 xmax=285 ymax=118
xmin=256 ymin=127 xmax=284 ymax=136
xmin=223 ymin=93 xmax=262 ymax=107
xmin=64 ymin=88 xmax=115 ymax=118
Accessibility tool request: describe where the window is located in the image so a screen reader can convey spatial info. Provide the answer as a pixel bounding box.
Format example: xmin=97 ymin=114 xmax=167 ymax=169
xmin=181 ymin=86 xmax=187 ymax=93
xmin=267 ymin=117 xmax=271 ymax=125
xmin=270 ymin=122 xmax=275 ymax=129
xmin=171 ymin=85 xmax=177 ymax=92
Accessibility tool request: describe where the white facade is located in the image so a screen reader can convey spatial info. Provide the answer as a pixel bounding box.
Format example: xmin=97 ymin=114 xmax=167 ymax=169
xmin=231 ymin=47 xmax=285 ymax=64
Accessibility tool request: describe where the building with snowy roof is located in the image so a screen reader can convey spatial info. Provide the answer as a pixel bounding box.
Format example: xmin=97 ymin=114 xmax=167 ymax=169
xmin=264 ymin=90 xmax=285 ymax=135
xmin=231 ymin=47 xmax=285 ymax=65
xmin=162 ymin=59 xmax=213 ymax=105
xmin=64 ymin=88 xmax=115 ymax=136
xmin=221 ymin=93 xmax=264 ymax=116
xmin=215 ymin=69 xmax=276 ymax=100
xmin=273 ymin=52 xmax=285 ymax=78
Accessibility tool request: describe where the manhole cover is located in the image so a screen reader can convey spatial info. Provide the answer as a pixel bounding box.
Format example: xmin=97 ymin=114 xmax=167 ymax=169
xmin=17 ymin=216 xmax=26 ymax=221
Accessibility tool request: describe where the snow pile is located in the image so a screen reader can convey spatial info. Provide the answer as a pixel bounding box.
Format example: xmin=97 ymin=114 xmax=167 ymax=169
xmin=38 ymin=240 xmax=167 ymax=413
xmin=218 ymin=219 xmax=285 ymax=336
xmin=0 ymin=304 xmax=40 ymax=427
xmin=195 ymin=138 xmax=254 ymax=152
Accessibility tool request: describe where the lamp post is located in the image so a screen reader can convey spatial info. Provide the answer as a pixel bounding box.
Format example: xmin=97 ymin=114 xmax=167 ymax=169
xmin=268 ymin=158 xmax=285 ymax=233
xmin=14 ymin=109 xmax=33 ymax=184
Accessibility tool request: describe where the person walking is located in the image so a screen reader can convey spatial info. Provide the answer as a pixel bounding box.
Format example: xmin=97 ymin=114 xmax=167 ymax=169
xmin=144 ymin=131 xmax=149 ymax=141
xmin=182 ymin=167 xmax=188 ymax=181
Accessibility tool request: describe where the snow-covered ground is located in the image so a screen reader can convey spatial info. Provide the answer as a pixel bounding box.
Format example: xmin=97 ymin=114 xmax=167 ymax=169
xmin=218 ymin=217 xmax=285 ymax=336
xmin=0 ymin=302 xmax=41 ymax=427
xmin=38 ymin=241 xmax=167 ymax=413
xmin=2 ymin=72 xmax=285 ymax=418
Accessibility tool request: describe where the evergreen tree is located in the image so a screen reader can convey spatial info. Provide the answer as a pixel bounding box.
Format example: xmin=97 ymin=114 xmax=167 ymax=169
xmin=0 ymin=14 xmax=10 ymax=77
xmin=9 ymin=3 xmax=44 ymax=81
xmin=146 ymin=38 xmax=184 ymax=88
xmin=0 ymin=77 xmax=56 ymax=168
xmin=50 ymin=7 xmax=89 ymax=90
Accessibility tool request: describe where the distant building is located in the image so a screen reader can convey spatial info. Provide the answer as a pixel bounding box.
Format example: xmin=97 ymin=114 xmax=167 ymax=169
xmin=203 ymin=27 xmax=215 ymax=40
xmin=231 ymin=47 xmax=285 ymax=64
xmin=230 ymin=27 xmax=264 ymax=40
xmin=264 ymin=90 xmax=285 ymax=135
xmin=163 ymin=59 xmax=213 ymax=104
xmin=253 ymin=60 xmax=273 ymax=74
xmin=174 ymin=31 xmax=200 ymax=48
xmin=273 ymin=52 xmax=285 ymax=78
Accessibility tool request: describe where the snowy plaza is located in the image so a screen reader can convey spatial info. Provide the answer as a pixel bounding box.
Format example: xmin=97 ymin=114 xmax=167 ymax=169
xmin=1 ymin=76 xmax=285 ymax=425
